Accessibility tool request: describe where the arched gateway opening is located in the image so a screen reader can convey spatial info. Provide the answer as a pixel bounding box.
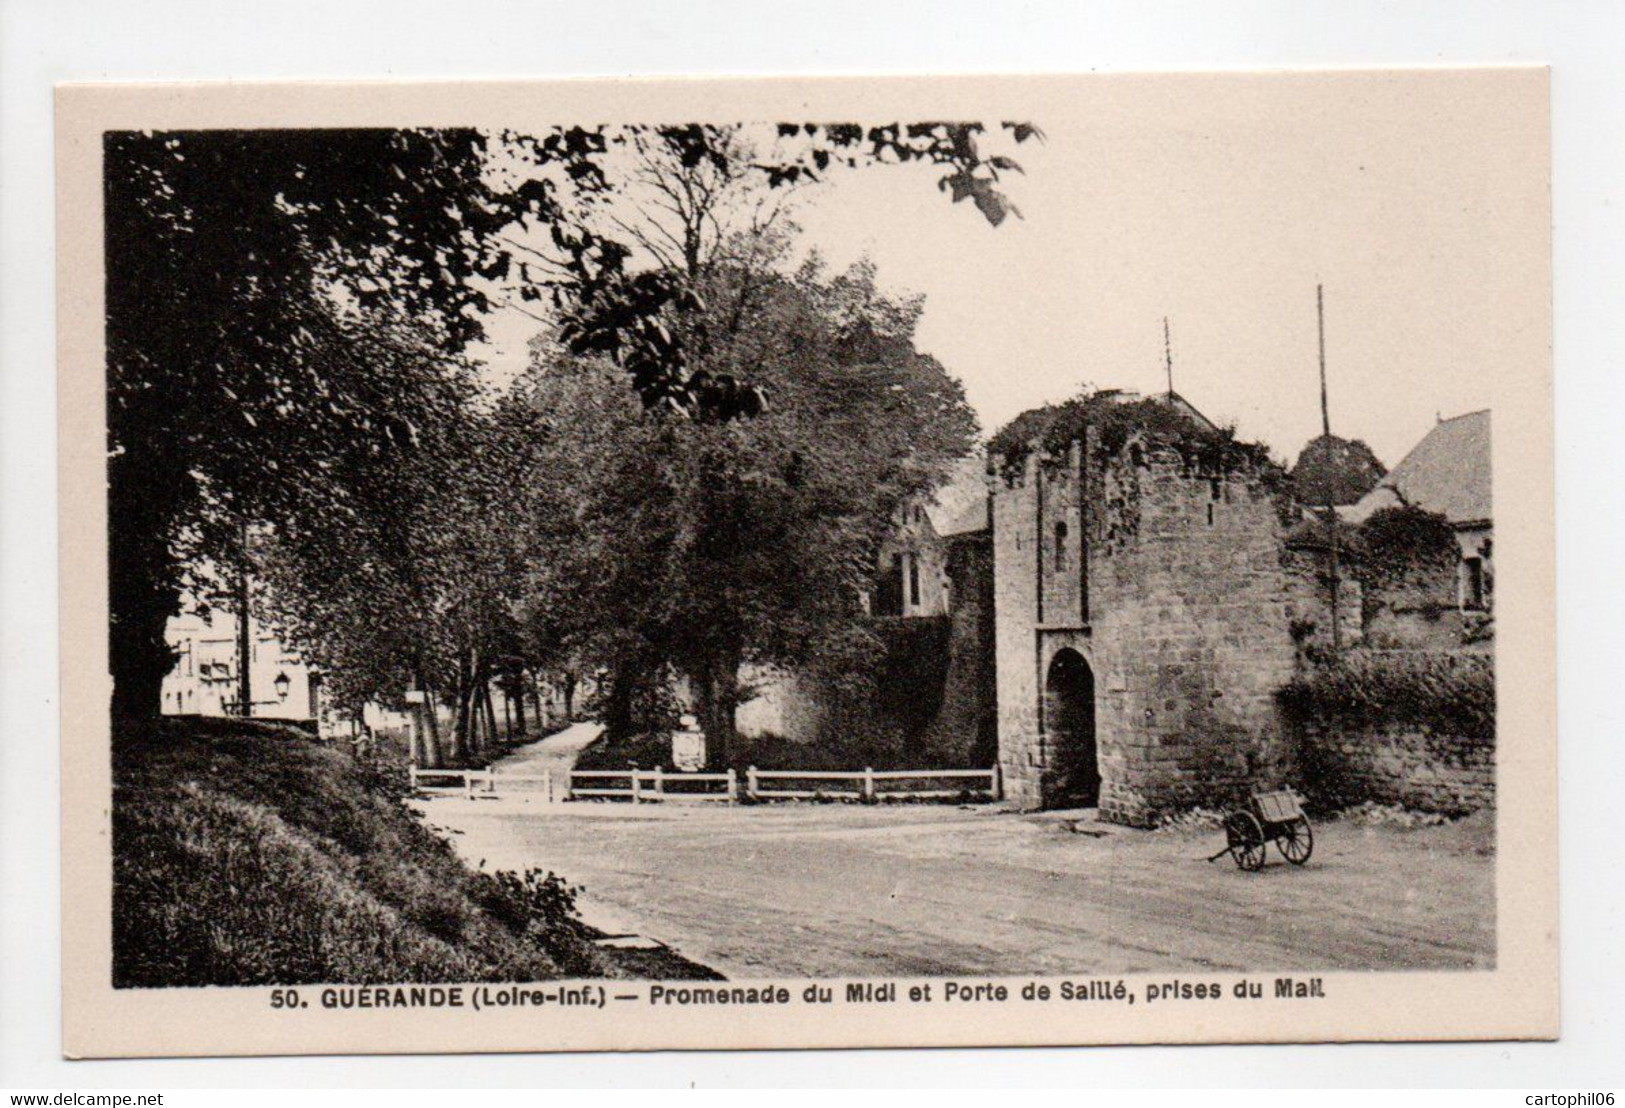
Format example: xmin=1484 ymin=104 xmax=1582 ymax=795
xmin=1044 ymin=648 xmax=1100 ymax=808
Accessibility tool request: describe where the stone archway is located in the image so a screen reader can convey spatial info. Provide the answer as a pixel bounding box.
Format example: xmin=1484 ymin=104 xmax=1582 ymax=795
xmin=1044 ymin=648 xmax=1100 ymax=808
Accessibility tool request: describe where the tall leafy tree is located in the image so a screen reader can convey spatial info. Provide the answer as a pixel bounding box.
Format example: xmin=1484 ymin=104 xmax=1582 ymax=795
xmin=507 ymin=245 xmax=977 ymax=760
xmin=106 ymin=121 xmax=1037 ymax=723
xmin=1291 ymin=434 xmax=1387 ymax=507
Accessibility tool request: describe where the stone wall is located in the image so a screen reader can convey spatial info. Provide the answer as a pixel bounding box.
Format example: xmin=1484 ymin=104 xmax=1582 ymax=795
xmin=1282 ymin=543 xmax=1364 ymax=654
xmin=1358 ymin=549 xmax=1470 ymax=651
xmin=735 ymin=666 xmax=826 ymax=743
xmin=922 ymin=532 xmax=998 ymax=765
xmin=993 ymin=453 xmax=1044 ymax=806
xmin=1087 ymin=446 xmax=1300 ymax=825
xmin=1295 ymin=720 xmax=1494 ymax=815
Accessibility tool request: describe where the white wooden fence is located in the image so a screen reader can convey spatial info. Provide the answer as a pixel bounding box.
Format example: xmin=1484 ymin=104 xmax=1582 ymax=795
xmin=410 ymin=764 xmax=999 ymax=804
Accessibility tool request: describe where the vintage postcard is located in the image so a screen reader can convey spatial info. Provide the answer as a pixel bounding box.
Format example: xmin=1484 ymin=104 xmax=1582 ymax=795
xmin=56 ymin=69 xmax=1554 ymax=1058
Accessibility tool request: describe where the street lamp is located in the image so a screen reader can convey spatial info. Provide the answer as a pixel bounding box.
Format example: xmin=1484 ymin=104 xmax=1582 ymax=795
xmin=274 ymin=671 xmax=291 ymax=701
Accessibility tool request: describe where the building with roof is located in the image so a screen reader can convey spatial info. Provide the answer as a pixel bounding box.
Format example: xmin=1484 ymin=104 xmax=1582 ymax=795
xmin=160 ymin=600 xmax=323 ymax=725
xmin=1344 ymin=409 xmax=1493 ymax=614
xmin=869 ymin=456 xmax=989 ymax=619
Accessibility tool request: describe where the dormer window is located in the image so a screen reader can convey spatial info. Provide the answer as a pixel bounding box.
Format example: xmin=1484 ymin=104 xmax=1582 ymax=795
xmin=1054 ymin=521 xmax=1068 ymax=570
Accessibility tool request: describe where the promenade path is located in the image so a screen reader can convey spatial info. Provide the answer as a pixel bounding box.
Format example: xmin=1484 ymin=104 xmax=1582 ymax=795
xmin=489 ymin=720 xmax=604 ymax=786
xmin=416 ymin=786 xmax=1495 ymax=981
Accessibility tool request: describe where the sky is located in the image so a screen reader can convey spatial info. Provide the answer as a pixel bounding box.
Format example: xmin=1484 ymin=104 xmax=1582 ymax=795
xmin=469 ymin=70 xmax=1547 ymax=471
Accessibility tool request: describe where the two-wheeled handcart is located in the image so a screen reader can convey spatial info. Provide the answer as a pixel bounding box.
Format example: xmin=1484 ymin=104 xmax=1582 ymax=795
xmin=1207 ymin=788 xmax=1313 ymax=871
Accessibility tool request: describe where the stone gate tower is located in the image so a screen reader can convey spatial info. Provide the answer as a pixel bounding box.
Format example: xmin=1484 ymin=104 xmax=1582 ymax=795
xmin=991 ymin=392 xmax=1308 ymax=826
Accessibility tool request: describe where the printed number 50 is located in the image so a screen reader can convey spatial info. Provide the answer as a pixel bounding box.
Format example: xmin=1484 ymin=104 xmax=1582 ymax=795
xmin=270 ymin=989 xmax=305 ymax=1009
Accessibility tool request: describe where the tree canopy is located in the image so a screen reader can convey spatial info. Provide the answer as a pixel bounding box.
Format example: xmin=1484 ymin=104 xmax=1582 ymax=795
xmin=1290 ymin=433 xmax=1388 ymax=508
xmin=107 ymin=121 xmax=1033 ymax=747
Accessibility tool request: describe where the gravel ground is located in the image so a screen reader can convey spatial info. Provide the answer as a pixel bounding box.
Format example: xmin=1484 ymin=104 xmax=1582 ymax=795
xmin=413 ymin=789 xmax=1495 ymax=981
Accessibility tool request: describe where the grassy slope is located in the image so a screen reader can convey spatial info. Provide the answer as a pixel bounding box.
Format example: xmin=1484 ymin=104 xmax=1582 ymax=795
xmin=113 ymin=717 xmax=718 ymax=987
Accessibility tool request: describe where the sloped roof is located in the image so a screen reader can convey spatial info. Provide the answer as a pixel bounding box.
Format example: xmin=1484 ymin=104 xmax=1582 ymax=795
xmin=939 ymin=495 xmax=991 ymax=537
xmin=924 ymin=455 xmax=991 ymax=536
xmin=1345 ymin=410 xmax=1491 ymax=525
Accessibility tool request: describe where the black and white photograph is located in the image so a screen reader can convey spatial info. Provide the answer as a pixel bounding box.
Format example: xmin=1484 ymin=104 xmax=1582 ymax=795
xmin=51 ymin=69 xmax=1554 ymax=1056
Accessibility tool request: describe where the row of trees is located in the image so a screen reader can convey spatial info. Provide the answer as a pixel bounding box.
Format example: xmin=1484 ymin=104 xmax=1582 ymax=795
xmin=107 ymin=122 xmax=1032 ymax=761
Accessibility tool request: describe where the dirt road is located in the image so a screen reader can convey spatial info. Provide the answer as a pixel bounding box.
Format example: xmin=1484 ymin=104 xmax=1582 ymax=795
xmin=415 ymin=790 xmax=1495 ymax=980
xmin=489 ymin=720 xmax=604 ymax=780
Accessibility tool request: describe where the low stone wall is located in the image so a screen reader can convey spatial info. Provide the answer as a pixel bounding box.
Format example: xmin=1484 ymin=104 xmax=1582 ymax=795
xmin=1296 ymin=720 xmax=1494 ymax=815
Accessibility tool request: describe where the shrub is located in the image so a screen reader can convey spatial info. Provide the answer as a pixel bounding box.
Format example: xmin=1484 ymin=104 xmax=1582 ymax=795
xmin=1359 ymin=505 xmax=1459 ymax=581
xmin=467 ymin=868 xmax=596 ymax=977
xmin=1277 ymin=649 xmax=1494 ymax=739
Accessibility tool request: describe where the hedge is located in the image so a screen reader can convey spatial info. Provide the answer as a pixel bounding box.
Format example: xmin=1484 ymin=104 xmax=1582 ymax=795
xmin=1277 ymin=649 xmax=1494 ymax=739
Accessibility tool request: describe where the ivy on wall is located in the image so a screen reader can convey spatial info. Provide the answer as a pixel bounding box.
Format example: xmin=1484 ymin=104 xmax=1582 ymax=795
xmin=1277 ymin=649 xmax=1494 ymax=740
xmin=988 ymin=392 xmax=1275 ymax=483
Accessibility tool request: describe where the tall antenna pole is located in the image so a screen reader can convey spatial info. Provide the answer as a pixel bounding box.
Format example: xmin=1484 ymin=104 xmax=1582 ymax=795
xmin=1318 ymin=284 xmax=1331 ymax=439
xmin=1163 ymin=316 xmax=1174 ymax=397
xmin=1317 ymin=283 xmax=1342 ymax=654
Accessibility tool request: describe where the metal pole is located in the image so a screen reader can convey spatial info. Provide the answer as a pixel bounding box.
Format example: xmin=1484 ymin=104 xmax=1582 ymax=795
xmin=1318 ymin=284 xmax=1343 ymax=654
xmin=236 ymin=518 xmax=252 ymax=717
xmin=1163 ymin=316 xmax=1174 ymax=397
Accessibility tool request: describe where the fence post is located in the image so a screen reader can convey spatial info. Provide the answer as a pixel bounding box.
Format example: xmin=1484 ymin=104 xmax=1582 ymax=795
xmin=464 ymin=773 xmax=474 ymax=800
xmin=863 ymin=766 xmax=875 ymax=802
xmin=992 ymin=763 xmax=1002 ymax=801
xmin=409 ymin=765 xmax=418 ymax=791
xmin=726 ymin=767 xmax=738 ymax=803
xmin=747 ymin=765 xmax=758 ymax=800
xmin=653 ymin=765 xmax=664 ymax=797
xmin=631 ymin=770 xmax=642 ymax=805
xmin=488 ymin=766 xmax=498 ymax=794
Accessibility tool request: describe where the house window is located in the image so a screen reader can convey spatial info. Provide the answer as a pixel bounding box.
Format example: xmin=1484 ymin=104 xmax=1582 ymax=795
xmin=907 ymin=554 xmax=921 ymax=608
xmin=875 ymin=553 xmax=904 ymax=617
xmin=1462 ymin=556 xmax=1486 ymax=611
xmin=1206 ymin=502 xmax=1216 ymax=527
xmin=1054 ymin=521 xmax=1068 ymax=570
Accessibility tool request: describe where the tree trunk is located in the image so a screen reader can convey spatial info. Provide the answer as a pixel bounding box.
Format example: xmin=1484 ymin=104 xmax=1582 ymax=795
xmin=562 ymin=672 xmax=577 ymax=721
xmin=482 ymin=681 xmax=500 ymax=751
xmin=604 ymin=666 xmax=635 ymax=741
xmin=107 ymin=457 xmax=183 ymax=724
xmin=692 ymin=644 xmax=742 ymax=768
xmin=109 ymin=592 xmax=176 ymax=723
xmin=530 ymin=671 xmax=547 ymax=730
xmin=509 ymin=669 xmax=527 ymax=740
xmin=452 ymin=651 xmax=475 ymax=765
xmin=411 ymin=660 xmax=442 ymax=767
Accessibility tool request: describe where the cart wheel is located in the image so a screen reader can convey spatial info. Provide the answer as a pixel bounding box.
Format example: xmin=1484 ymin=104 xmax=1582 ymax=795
xmin=1225 ymin=812 xmax=1267 ymax=871
xmin=1278 ymin=816 xmax=1313 ymax=865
